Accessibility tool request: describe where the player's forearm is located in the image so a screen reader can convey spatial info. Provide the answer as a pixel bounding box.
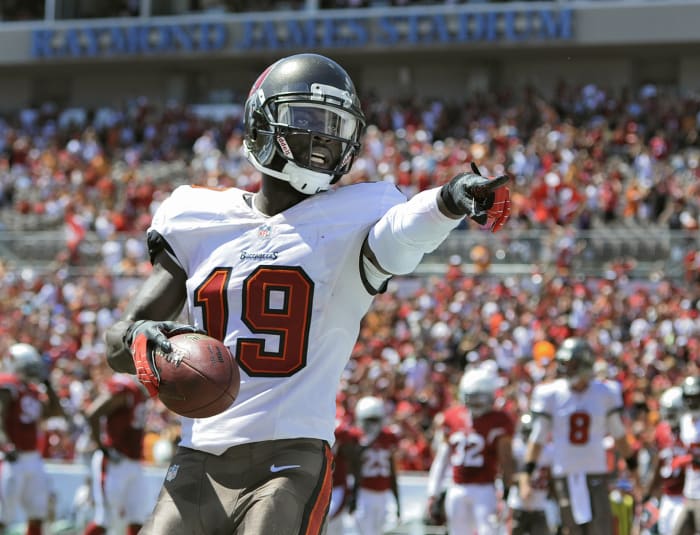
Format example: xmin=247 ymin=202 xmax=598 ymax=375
xmin=524 ymin=441 xmax=543 ymax=466
xmin=42 ymin=380 xmax=66 ymax=418
xmin=367 ymin=188 xmax=462 ymax=275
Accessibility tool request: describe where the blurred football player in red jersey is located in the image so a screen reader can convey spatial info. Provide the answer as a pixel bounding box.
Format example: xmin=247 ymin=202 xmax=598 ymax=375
xmin=643 ymin=386 xmax=685 ymax=535
xmin=82 ymin=373 xmax=151 ymax=535
xmin=352 ymin=396 xmax=401 ymax=535
xmin=426 ymin=367 xmax=515 ymax=535
xmin=327 ymin=419 xmax=362 ymax=535
xmin=0 ymin=343 xmax=64 ymax=535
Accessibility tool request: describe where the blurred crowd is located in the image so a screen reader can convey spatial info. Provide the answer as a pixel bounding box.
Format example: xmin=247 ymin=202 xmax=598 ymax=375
xmin=0 ymin=80 xmax=699 ymax=472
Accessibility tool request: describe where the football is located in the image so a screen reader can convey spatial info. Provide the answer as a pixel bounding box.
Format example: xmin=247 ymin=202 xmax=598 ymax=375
xmin=155 ymin=333 xmax=240 ymax=419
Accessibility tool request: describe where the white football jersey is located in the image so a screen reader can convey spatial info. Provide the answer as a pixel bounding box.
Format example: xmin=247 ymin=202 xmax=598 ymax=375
xmin=679 ymin=412 xmax=700 ymax=499
xmin=530 ymin=378 xmax=623 ymax=476
xmin=149 ymin=182 xmax=406 ymax=454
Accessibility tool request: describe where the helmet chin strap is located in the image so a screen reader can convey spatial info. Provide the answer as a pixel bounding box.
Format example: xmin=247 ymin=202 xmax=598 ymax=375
xmin=245 ymin=146 xmax=334 ymax=194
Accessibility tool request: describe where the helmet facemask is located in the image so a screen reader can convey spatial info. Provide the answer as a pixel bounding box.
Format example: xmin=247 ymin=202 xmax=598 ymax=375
xmin=660 ymin=386 xmax=684 ymax=428
xmin=245 ymin=77 xmax=365 ymax=195
xmin=463 ymin=392 xmax=494 ymax=418
xmin=555 ymin=338 xmax=595 ymax=387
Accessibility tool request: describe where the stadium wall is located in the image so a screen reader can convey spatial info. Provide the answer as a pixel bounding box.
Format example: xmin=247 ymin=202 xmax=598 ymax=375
xmin=0 ymin=1 xmax=698 ymax=110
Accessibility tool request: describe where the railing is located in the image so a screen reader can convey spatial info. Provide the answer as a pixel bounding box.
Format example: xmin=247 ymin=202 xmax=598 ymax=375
xmin=2 ymin=227 xmax=696 ymax=279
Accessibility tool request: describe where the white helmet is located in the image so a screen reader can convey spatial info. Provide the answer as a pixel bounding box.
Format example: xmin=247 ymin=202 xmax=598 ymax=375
xmin=9 ymin=343 xmax=46 ymax=382
xmin=459 ymin=368 xmax=498 ymax=417
xmin=355 ymin=396 xmax=385 ymax=421
xmin=659 ymin=386 xmax=684 ymax=427
xmin=355 ymin=396 xmax=384 ymax=444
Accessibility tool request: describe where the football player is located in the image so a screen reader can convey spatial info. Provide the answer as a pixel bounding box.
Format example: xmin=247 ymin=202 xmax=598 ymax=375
xmin=82 ymin=373 xmax=151 ymax=535
xmin=426 ymin=367 xmax=515 ymax=535
xmin=352 ymin=396 xmax=401 ymax=535
xmin=327 ymin=419 xmax=362 ymax=535
xmin=519 ymin=337 xmax=639 ymax=535
xmin=507 ymin=413 xmax=554 ymax=535
xmin=642 ymin=386 xmax=685 ymax=535
xmin=0 ymin=343 xmax=64 ymax=535
xmin=103 ymin=53 xmax=511 ymax=534
xmin=669 ymin=376 xmax=700 ymax=535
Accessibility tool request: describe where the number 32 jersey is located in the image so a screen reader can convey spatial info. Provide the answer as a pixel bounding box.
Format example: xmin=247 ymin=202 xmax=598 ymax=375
xmin=441 ymin=405 xmax=514 ymax=484
xmin=149 ymin=183 xmax=405 ymax=454
xmin=530 ymin=378 xmax=623 ymax=476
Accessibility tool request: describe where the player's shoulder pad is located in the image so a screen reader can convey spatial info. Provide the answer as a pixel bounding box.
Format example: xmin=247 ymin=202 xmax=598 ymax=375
xmin=329 ymin=181 xmax=406 ymax=215
xmin=532 ymin=379 xmax=560 ymax=398
xmin=152 ymin=185 xmax=244 ymax=229
xmin=591 ymin=378 xmax=623 ymax=398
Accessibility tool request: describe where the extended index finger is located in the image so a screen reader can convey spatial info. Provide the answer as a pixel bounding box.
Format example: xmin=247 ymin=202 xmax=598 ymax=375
xmin=483 ymin=175 xmax=510 ymax=190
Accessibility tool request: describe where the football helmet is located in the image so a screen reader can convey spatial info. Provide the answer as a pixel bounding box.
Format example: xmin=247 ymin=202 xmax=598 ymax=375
xmin=659 ymin=386 xmax=683 ymax=427
xmin=682 ymin=376 xmax=700 ymax=412
xmin=243 ymin=53 xmax=366 ymax=194
xmin=458 ymin=368 xmax=497 ymax=417
xmin=8 ymin=343 xmax=46 ymax=382
xmin=555 ymin=337 xmax=595 ymax=383
xmin=355 ymin=396 xmax=384 ymax=443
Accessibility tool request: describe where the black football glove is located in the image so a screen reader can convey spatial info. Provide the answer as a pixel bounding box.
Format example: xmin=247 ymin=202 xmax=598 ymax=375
xmin=440 ymin=162 xmax=511 ymax=232
xmin=124 ymin=320 xmax=205 ymax=397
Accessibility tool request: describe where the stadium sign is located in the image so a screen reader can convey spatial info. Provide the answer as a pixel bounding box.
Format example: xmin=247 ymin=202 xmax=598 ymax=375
xmin=31 ymin=8 xmax=572 ymax=59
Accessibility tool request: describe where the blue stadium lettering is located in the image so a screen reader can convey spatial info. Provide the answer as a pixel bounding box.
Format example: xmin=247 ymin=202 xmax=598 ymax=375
xmin=376 ymin=17 xmax=401 ymax=46
xmin=31 ymin=11 xmax=571 ymax=58
xmin=31 ymin=23 xmax=228 ymax=58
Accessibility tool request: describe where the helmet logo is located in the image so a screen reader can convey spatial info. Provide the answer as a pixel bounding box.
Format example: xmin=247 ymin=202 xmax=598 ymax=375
xmin=249 ymin=64 xmax=276 ymax=98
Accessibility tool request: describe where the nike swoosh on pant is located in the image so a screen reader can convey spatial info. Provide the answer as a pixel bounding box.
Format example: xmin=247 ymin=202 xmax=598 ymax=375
xmin=270 ymin=464 xmax=301 ymax=473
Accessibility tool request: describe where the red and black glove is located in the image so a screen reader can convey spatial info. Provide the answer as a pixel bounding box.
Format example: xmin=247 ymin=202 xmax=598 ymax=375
xmin=1 ymin=443 xmax=18 ymax=463
xmin=425 ymin=493 xmax=446 ymax=526
xmin=124 ymin=320 xmax=204 ymax=397
xmin=440 ymin=162 xmax=511 ymax=232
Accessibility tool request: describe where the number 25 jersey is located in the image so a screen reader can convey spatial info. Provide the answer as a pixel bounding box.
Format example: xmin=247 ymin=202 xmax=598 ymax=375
xmin=530 ymin=378 xmax=623 ymax=476
xmin=149 ymin=183 xmax=405 ymax=454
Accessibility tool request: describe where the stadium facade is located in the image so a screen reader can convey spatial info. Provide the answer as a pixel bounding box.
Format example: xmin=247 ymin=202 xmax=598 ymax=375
xmin=0 ymin=0 xmax=699 ymax=110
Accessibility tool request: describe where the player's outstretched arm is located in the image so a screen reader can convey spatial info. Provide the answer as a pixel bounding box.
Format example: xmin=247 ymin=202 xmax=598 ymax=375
xmin=362 ymin=164 xmax=511 ymax=287
xmin=104 ymin=248 xmax=190 ymax=375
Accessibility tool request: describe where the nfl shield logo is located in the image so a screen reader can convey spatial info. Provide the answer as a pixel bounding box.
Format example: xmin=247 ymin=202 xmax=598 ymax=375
xmin=166 ymin=464 xmax=180 ymax=482
xmin=257 ymin=225 xmax=272 ymax=239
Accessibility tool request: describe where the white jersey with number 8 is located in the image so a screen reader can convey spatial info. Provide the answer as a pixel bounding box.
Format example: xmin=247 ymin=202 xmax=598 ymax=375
xmin=529 ymin=378 xmax=623 ymax=476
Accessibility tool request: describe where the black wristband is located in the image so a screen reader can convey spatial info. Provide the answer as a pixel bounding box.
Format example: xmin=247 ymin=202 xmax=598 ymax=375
xmin=123 ymin=320 xmax=147 ymax=349
xmin=625 ymin=454 xmax=639 ymax=471
xmin=524 ymin=461 xmax=536 ymax=475
xmin=440 ymin=184 xmax=462 ymax=216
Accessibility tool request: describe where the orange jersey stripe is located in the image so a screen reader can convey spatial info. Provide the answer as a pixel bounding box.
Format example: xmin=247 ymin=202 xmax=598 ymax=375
xmin=304 ymin=444 xmax=333 ymax=535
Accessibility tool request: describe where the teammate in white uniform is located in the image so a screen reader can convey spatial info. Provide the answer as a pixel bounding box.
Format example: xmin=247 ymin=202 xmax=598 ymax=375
xmin=104 ymin=53 xmax=512 ymax=535
xmin=670 ymin=376 xmax=700 ymax=535
xmin=519 ymin=337 xmax=639 ymax=535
